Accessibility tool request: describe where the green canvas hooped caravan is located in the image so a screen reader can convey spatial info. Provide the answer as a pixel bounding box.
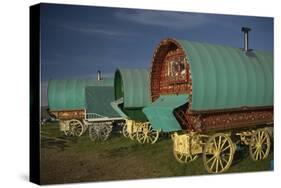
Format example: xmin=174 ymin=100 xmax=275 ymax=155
xmin=143 ymin=34 xmax=273 ymax=174
xmin=48 ymin=75 xmax=123 ymax=141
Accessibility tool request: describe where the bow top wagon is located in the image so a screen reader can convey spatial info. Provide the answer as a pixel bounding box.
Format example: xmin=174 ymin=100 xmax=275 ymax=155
xmin=143 ymin=28 xmax=273 ymax=173
xmin=47 ymin=72 xmax=123 ymax=141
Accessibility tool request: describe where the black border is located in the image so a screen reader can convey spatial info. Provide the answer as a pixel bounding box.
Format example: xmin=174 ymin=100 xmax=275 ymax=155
xmin=30 ymin=3 xmax=41 ymax=185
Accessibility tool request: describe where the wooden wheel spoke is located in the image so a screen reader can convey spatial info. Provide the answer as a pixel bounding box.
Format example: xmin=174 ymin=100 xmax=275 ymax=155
xmin=215 ymin=157 xmax=219 ymax=173
xmin=218 ymin=136 xmax=222 ymax=150
xmin=143 ymin=135 xmax=147 ymax=143
xmin=255 ymin=149 xmax=260 ymax=160
xmin=184 ymin=155 xmax=188 ymax=163
xmin=260 ymin=149 xmax=264 ymax=159
xmin=261 ymin=136 xmax=267 ymax=144
xmin=210 ymin=158 xmax=217 ymax=171
xmin=257 ymin=150 xmax=261 ymax=160
xmin=260 ymin=131 xmax=264 ymax=142
xmin=206 ymin=155 xmax=216 ymax=164
xmin=253 ymin=146 xmax=259 ymax=154
xmin=150 ymin=131 xmax=157 ymax=136
xmin=259 ymin=150 xmax=263 ymax=160
xmin=261 ymin=148 xmax=266 ymax=157
xmin=179 ymin=154 xmax=184 ymax=160
xmin=213 ymin=139 xmax=218 ymax=150
xmin=149 ymin=136 xmax=154 ymax=143
xmin=219 ymin=158 xmax=224 ymax=170
xmin=222 ymin=156 xmax=228 ymax=164
xmin=139 ymin=134 xmax=145 ymax=139
xmin=219 ymin=138 xmax=227 ymax=151
xmin=221 ymin=144 xmax=231 ymax=152
xmin=140 ymin=136 xmax=145 ymax=143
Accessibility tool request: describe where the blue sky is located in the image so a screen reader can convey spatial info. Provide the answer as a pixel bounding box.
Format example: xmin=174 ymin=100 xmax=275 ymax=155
xmin=40 ymin=3 xmax=273 ymax=106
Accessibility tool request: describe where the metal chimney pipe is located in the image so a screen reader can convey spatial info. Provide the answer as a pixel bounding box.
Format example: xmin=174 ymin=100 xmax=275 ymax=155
xmin=97 ymin=70 xmax=101 ymax=80
xmin=241 ymin=27 xmax=251 ymax=52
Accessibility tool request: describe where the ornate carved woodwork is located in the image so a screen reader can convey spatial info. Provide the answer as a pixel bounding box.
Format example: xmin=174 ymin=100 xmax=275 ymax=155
xmin=49 ymin=109 xmax=85 ymax=120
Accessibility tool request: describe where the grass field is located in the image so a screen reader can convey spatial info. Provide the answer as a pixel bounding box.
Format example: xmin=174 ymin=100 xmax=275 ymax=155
xmin=40 ymin=122 xmax=273 ymax=185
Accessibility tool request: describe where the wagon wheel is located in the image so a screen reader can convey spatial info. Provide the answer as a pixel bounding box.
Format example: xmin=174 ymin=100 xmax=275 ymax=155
xmin=63 ymin=121 xmax=73 ymax=136
xmin=89 ymin=125 xmax=99 ymax=141
xmin=203 ymin=133 xmax=235 ymax=173
xmin=129 ymin=131 xmax=137 ymax=140
xmin=69 ymin=119 xmax=84 ymax=137
xmin=63 ymin=129 xmax=73 ymax=136
xmin=89 ymin=124 xmax=112 ymax=141
xmin=136 ymin=123 xmax=159 ymax=144
xmin=172 ymin=137 xmax=198 ymax=163
xmin=99 ymin=124 xmax=112 ymax=141
xmin=128 ymin=122 xmax=138 ymax=140
xmin=122 ymin=123 xmax=130 ymax=138
xmin=249 ymin=129 xmax=271 ymax=161
xmin=173 ymin=150 xmax=198 ymax=164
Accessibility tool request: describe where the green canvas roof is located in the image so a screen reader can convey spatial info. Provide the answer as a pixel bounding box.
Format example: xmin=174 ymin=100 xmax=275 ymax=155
xmin=178 ymin=40 xmax=273 ymax=111
xmin=143 ymin=94 xmax=189 ymax=132
xmin=48 ymin=79 xmax=113 ymax=111
xmin=113 ymin=69 xmax=151 ymax=121
xmin=85 ymin=86 xmax=120 ymax=117
xmin=114 ymin=69 xmax=151 ymax=108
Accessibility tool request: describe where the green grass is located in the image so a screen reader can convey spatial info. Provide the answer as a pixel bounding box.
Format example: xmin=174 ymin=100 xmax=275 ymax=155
xmin=40 ymin=122 xmax=273 ymax=184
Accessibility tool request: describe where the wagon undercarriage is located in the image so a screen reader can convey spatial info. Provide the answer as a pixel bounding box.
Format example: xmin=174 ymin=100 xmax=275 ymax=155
xmin=172 ymin=126 xmax=273 ymax=173
xmin=122 ymin=120 xmax=160 ymax=144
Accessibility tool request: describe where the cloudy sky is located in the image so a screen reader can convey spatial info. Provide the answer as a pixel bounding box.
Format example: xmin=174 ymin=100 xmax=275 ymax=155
xmin=40 ymin=3 xmax=273 ymax=106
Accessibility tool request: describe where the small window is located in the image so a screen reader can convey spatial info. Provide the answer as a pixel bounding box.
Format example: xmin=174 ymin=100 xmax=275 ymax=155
xmin=168 ymin=56 xmax=186 ymax=79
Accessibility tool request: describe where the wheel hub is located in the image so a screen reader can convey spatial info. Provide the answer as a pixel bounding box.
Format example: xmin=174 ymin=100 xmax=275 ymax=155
xmin=214 ymin=151 xmax=220 ymax=158
xmin=256 ymin=143 xmax=262 ymax=148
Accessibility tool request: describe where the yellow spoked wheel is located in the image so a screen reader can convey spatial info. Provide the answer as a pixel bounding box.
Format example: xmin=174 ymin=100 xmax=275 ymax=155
xmin=128 ymin=121 xmax=139 ymax=140
xmin=122 ymin=124 xmax=130 ymax=138
xmin=203 ymin=133 xmax=235 ymax=174
xmin=249 ymin=129 xmax=271 ymax=161
xmin=173 ymin=150 xmax=198 ymax=164
xmin=129 ymin=131 xmax=137 ymax=140
xmin=136 ymin=123 xmax=159 ymax=144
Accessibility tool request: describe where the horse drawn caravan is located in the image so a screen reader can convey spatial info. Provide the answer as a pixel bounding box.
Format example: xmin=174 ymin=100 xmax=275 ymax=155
xmin=48 ymin=77 xmax=123 ymax=141
xmin=143 ymin=34 xmax=273 ymax=173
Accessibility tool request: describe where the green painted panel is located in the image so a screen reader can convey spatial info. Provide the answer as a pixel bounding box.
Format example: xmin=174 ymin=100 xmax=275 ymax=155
xmin=122 ymin=108 xmax=148 ymax=121
xmin=113 ymin=69 xmax=151 ymax=121
xmin=48 ymin=78 xmax=114 ymax=111
xmin=110 ymin=98 xmax=128 ymax=119
xmin=178 ymin=40 xmax=273 ymax=111
xmin=143 ymin=94 xmax=189 ymax=132
xmin=85 ymin=86 xmax=120 ymax=117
